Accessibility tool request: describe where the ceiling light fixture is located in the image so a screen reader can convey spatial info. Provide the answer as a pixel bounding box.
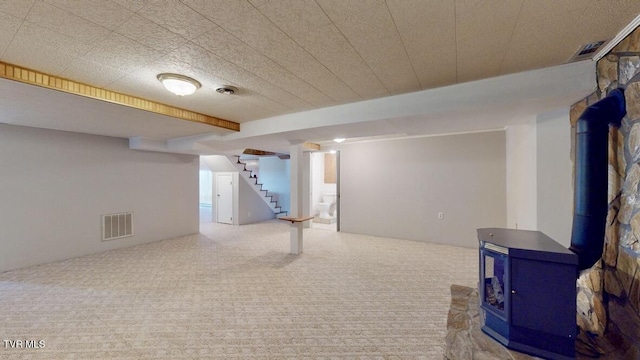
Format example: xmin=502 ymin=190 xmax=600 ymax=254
xmin=215 ymin=85 xmax=239 ymax=95
xmin=157 ymin=73 xmax=201 ymax=96
xmin=333 ymin=138 xmax=345 ymax=143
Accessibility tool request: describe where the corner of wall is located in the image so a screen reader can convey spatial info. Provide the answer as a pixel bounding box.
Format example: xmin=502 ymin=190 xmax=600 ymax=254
xmin=535 ymin=107 xmax=572 ymax=246
xmin=505 ymin=118 xmax=538 ymax=231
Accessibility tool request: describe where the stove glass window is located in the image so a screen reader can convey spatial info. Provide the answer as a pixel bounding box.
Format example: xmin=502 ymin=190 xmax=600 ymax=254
xmin=484 ymin=253 xmax=506 ymax=313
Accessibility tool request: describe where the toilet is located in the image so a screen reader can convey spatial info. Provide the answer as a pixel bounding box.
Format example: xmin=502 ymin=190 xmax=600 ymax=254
xmin=317 ymin=193 xmax=337 ymax=219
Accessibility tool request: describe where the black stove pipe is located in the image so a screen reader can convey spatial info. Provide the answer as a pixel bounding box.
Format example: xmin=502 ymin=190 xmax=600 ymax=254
xmin=570 ymin=88 xmax=626 ymax=270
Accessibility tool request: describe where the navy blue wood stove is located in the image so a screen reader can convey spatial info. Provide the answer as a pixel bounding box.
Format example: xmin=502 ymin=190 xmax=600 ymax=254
xmin=478 ymin=228 xmax=578 ymax=360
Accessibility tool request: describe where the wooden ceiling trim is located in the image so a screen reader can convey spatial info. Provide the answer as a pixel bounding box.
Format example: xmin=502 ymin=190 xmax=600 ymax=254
xmin=0 ymin=61 xmax=240 ymax=132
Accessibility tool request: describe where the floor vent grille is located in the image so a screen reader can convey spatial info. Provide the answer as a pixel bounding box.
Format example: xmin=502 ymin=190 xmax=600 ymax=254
xmin=102 ymin=212 xmax=133 ymax=241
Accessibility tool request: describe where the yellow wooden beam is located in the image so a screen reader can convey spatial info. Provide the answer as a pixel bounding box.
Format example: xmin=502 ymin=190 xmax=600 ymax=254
xmin=303 ymin=142 xmax=321 ymax=151
xmin=0 ymin=61 xmax=240 ymax=132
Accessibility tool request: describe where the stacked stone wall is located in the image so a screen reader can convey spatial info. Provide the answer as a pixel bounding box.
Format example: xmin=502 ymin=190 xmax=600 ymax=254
xmin=572 ymin=26 xmax=640 ymax=358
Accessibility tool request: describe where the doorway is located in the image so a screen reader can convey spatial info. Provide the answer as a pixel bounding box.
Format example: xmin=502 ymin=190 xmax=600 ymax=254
xmin=199 ymin=162 xmax=213 ymax=223
xmin=310 ymin=151 xmax=339 ymax=231
xmin=216 ymin=173 xmax=233 ymax=224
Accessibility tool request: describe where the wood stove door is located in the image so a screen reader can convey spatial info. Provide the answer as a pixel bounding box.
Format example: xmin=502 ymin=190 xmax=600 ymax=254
xmin=510 ymin=258 xmax=577 ymax=337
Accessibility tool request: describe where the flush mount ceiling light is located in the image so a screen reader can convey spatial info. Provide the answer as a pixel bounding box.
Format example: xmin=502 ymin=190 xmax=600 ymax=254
xmin=157 ymin=73 xmax=201 ymax=96
xmin=215 ymin=85 xmax=239 ymax=95
xmin=333 ymin=138 xmax=345 ymax=143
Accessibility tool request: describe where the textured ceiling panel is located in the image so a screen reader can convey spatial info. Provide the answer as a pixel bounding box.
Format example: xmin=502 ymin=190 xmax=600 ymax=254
xmin=258 ymin=40 xmax=363 ymax=104
xmin=252 ymin=0 xmax=332 ymax=34
xmin=0 ymin=12 xmax=22 ymax=57
xmin=25 ymin=1 xmax=111 ymax=45
xmin=115 ymin=14 xmax=188 ymax=52
xmin=111 ymin=0 xmax=146 ymax=12
xmin=455 ymin=0 xmax=523 ymax=83
xmin=153 ymin=43 xmax=312 ymax=113
xmin=181 ymin=0 xmax=255 ymax=24
xmin=386 ymin=0 xmax=456 ymax=89
xmin=238 ymin=93 xmax=290 ymax=114
xmin=61 ymin=58 xmax=125 ymax=88
xmin=293 ymin=23 xmax=389 ymax=98
xmin=106 ymin=71 xmax=183 ymax=106
xmin=202 ymin=62 xmax=311 ymax=112
xmin=43 ymin=0 xmax=134 ymax=30
xmin=193 ymin=27 xmax=333 ymax=107
xmin=82 ymin=33 xmax=163 ymax=74
xmin=196 ymin=9 xmax=340 ymax=106
xmin=136 ymin=1 xmax=216 ymax=40
xmin=499 ymin=0 xmax=588 ymax=75
xmin=499 ymin=0 xmax=640 ymax=76
xmin=212 ymin=7 xmax=358 ymax=104
xmin=255 ymin=0 xmax=387 ymax=99
xmin=318 ymin=0 xmax=420 ymax=94
xmin=1 ymin=0 xmax=639 ymax=137
xmin=0 ymin=0 xmax=34 ymax=19
xmin=3 ymin=21 xmax=90 ymax=74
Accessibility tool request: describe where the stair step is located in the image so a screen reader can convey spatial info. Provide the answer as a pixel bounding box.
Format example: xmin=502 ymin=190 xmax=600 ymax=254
xmin=230 ymin=155 xmax=286 ymax=218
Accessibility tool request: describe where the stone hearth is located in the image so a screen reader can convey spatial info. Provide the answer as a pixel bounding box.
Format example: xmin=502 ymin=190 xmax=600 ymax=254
xmin=445 ymin=285 xmax=537 ymax=360
xmin=445 ymin=285 xmax=636 ymax=359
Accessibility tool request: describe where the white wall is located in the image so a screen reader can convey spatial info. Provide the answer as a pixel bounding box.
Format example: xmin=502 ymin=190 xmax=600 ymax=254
xmin=536 ymin=108 xmax=573 ymax=246
xmin=258 ymin=156 xmax=290 ymax=214
xmin=504 ymin=109 xmax=573 ymax=247
xmin=238 ymin=173 xmax=274 ymax=225
xmin=0 ymin=124 xmax=199 ymax=272
xmin=201 ymin=155 xmax=237 ymax=172
xmin=202 ymin=155 xmax=275 ymax=225
xmin=505 ymin=118 xmax=538 ymax=230
xmin=340 ymin=131 xmax=506 ymax=248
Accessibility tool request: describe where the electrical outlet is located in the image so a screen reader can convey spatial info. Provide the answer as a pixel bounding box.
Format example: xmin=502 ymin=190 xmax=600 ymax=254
xmin=437 ymin=212 xmax=444 ymax=219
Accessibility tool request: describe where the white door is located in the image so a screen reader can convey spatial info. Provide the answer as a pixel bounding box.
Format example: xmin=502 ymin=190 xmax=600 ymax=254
xmin=216 ymin=173 xmax=233 ymax=224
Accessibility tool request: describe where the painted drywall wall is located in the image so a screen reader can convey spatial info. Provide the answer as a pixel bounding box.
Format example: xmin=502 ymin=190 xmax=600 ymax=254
xmin=238 ymin=174 xmax=275 ymax=224
xmin=258 ymin=156 xmax=290 ymax=214
xmin=0 ymin=124 xmax=199 ymax=272
xmin=202 ymin=155 xmax=275 ymax=225
xmin=201 ymin=155 xmax=237 ymax=172
xmin=536 ymin=108 xmax=573 ymax=247
xmin=505 ymin=118 xmax=538 ymax=230
xmin=340 ymin=131 xmax=506 ymax=248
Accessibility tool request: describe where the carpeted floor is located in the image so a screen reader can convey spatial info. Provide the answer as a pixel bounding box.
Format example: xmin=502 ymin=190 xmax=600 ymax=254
xmin=0 ymin=220 xmax=478 ymax=359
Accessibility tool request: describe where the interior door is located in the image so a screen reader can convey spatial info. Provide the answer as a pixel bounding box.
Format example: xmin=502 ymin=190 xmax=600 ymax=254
xmin=216 ymin=173 xmax=233 ymax=224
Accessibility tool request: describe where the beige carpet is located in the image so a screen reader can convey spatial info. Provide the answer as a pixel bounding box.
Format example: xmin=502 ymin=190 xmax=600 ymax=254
xmin=0 ymin=220 xmax=478 ymax=359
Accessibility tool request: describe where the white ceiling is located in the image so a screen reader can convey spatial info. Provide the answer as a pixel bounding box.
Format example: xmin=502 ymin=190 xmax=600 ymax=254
xmin=0 ymin=0 xmax=639 ymax=154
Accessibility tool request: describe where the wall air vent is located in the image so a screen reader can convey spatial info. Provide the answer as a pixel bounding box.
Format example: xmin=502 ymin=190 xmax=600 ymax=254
xmin=102 ymin=212 xmax=133 ymax=241
xmin=568 ymin=40 xmax=607 ymax=62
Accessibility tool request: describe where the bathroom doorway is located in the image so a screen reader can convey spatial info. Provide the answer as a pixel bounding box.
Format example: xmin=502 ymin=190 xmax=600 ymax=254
xmin=310 ymin=151 xmax=339 ymax=231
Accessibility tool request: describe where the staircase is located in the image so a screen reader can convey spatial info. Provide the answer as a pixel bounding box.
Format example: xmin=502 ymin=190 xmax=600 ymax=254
xmin=232 ymin=156 xmax=288 ymax=218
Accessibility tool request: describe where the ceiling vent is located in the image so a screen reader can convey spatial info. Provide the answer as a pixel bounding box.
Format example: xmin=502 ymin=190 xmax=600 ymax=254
xmin=215 ymin=85 xmax=238 ymax=95
xmin=568 ymin=40 xmax=607 ymax=62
